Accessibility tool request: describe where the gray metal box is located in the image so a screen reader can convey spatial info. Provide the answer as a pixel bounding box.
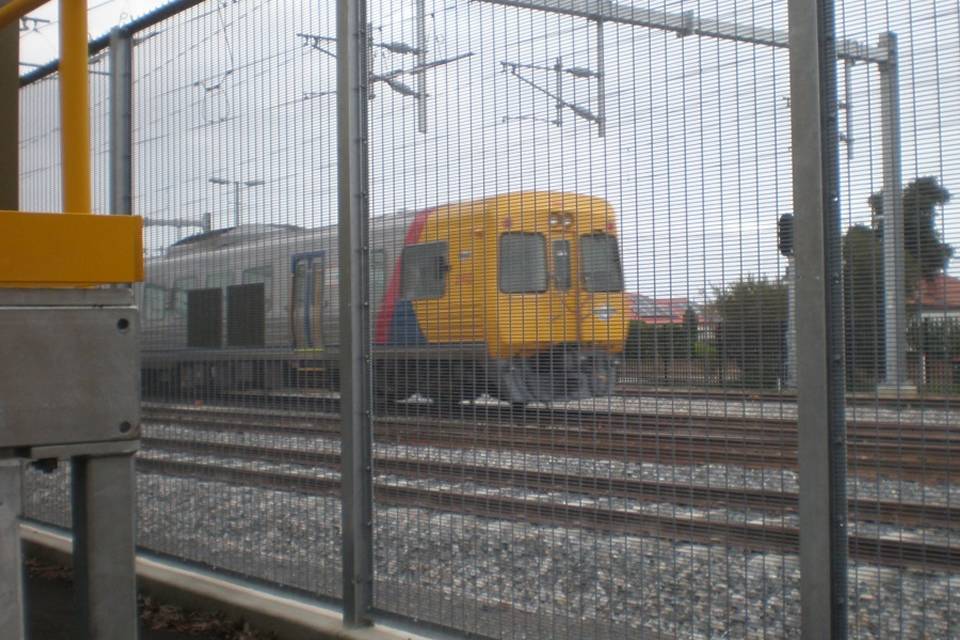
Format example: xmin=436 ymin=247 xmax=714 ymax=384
xmin=0 ymin=289 xmax=140 ymax=449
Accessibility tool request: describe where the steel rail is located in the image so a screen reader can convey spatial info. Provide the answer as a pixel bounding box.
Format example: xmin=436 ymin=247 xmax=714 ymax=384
xmin=142 ymin=404 xmax=960 ymax=479
xmin=146 ymin=400 xmax=960 ymax=444
xmin=166 ymin=394 xmax=960 ymax=446
xmin=614 ymin=383 xmax=960 ymax=412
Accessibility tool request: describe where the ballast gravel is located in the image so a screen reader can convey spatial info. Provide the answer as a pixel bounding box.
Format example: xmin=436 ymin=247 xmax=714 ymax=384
xmin=22 ymin=453 xmax=959 ymax=640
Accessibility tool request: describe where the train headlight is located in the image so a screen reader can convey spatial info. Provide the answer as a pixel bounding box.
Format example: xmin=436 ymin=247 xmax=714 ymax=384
xmin=549 ymin=212 xmax=574 ymax=228
xmin=593 ymin=305 xmax=616 ymax=321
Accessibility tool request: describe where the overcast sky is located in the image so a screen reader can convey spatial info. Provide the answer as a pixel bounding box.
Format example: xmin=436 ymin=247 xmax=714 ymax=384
xmin=17 ymin=0 xmax=959 ymax=300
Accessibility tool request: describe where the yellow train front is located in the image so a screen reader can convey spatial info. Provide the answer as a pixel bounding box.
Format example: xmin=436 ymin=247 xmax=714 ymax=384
xmin=374 ymin=191 xmax=628 ymax=405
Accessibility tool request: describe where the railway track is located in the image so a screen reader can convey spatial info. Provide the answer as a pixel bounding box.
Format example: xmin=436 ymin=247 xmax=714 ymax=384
xmin=142 ymin=435 xmax=959 ymax=529
xmin=142 ymin=402 xmax=960 ymax=480
xmin=135 ymin=454 xmax=960 ymax=573
xmin=614 ymin=382 xmax=960 ymax=412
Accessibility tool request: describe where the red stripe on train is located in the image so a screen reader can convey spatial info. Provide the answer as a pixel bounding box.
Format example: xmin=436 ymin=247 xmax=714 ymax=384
xmin=373 ymin=209 xmax=434 ymax=345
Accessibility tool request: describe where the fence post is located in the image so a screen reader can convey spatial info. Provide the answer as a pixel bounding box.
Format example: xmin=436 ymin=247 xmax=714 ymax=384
xmin=109 ymin=28 xmax=133 ymax=216
xmin=0 ymin=13 xmax=21 ymax=637
xmin=789 ymin=0 xmax=849 ymax=638
xmin=337 ymin=0 xmax=374 ymax=627
xmin=0 ymin=461 xmax=24 ymax=638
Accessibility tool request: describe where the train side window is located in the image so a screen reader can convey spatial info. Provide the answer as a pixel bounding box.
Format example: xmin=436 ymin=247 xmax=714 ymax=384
xmin=205 ymin=271 xmax=234 ymax=289
xmin=143 ymin=284 xmax=166 ymax=321
xmin=172 ymin=276 xmax=197 ymax=316
xmin=371 ymin=249 xmax=387 ymax=303
xmin=242 ymin=265 xmax=273 ymax=308
xmin=400 ymin=242 xmax=448 ymax=300
xmin=499 ymin=232 xmax=547 ymax=293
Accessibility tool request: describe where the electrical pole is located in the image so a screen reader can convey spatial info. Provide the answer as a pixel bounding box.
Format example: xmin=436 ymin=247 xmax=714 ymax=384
xmin=416 ymin=0 xmax=427 ymax=133
xmin=878 ymin=31 xmax=909 ymax=391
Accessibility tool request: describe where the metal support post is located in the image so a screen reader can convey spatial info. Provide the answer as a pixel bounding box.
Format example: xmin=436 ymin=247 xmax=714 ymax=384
xmin=789 ymin=0 xmax=848 ymax=637
xmin=878 ymin=31 xmax=908 ymax=390
xmin=555 ymin=57 xmax=562 ymax=126
xmin=0 ymin=13 xmax=21 ymax=636
xmin=72 ymin=454 xmax=139 ymax=640
xmin=337 ymin=0 xmax=374 ymax=626
xmin=234 ymin=182 xmax=241 ymax=227
xmin=0 ymin=461 xmax=24 ymax=639
xmin=109 ymin=28 xmax=133 ymax=216
xmin=0 ymin=0 xmax=17 ymax=209
xmin=786 ymin=257 xmax=797 ymax=388
xmin=59 ymin=0 xmax=92 ymax=214
xmin=416 ymin=0 xmax=426 ymax=133
xmin=595 ymin=19 xmax=605 ymax=138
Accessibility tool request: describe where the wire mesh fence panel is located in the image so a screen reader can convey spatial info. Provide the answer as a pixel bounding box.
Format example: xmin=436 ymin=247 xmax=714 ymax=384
xmin=19 ymin=56 xmax=111 ymax=214
xmin=367 ymin=1 xmax=801 ymax=637
xmin=836 ymin=1 xmax=960 ymax=637
xmin=132 ymin=0 xmax=345 ymax=600
xmin=18 ymin=74 xmax=62 ymax=213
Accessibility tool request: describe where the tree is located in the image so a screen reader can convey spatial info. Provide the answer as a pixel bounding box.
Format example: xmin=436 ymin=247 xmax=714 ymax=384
xmin=868 ymin=176 xmax=952 ymax=284
xmin=843 ymin=225 xmax=884 ymax=387
xmin=845 ymin=177 xmax=953 ymax=386
xmin=712 ymin=277 xmax=787 ymax=388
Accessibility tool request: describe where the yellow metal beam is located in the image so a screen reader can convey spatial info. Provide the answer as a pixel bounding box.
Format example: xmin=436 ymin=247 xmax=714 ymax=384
xmin=60 ymin=0 xmax=91 ymax=213
xmin=0 ymin=212 xmax=144 ymax=285
xmin=2 ymin=4 xmax=141 ymax=287
xmin=0 ymin=0 xmax=48 ymax=31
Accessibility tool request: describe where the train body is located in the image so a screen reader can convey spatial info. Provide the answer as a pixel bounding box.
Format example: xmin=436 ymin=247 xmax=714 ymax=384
xmin=140 ymin=191 xmax=628 ymax=404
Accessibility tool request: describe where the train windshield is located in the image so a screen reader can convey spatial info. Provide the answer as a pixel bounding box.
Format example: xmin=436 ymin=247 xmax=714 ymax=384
xmin=499 ymin=232 xmax=547 ymax=293
xmin=580 ymin=233 xmax=623 ymax=292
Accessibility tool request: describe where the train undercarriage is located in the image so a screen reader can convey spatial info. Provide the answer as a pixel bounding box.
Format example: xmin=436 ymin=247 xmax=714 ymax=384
xmin=142 ymin=343 xmax=619 ymax=406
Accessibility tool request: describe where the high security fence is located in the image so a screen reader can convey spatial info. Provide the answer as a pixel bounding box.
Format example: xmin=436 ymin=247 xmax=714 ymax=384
xmin=17 ymin=1 xmax=959 ymax=638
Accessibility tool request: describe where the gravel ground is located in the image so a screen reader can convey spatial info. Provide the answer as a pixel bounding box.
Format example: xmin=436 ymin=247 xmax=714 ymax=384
xmin=22 ymin=434 xmax=960 ymax=639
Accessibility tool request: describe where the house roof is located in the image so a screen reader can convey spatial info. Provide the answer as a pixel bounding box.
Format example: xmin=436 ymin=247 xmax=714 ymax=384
xmin=913 ymin=274 xmax=960 ymax=311
xmin=626 ymin=293 xmax=705 ymax=325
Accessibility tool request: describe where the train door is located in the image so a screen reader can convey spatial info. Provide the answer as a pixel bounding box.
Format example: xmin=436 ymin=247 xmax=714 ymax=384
xmin=551 ymin=236 xmax=582 ymax=343
xmin=290 ymin=252 xmax=325 ymax=349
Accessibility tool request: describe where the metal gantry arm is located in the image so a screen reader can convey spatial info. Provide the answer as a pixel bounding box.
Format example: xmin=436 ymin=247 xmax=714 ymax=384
xmin=499 ymin=15 xmax=606 ymax=137
xmin=501 ymin=60 xmax=602 ymax=128
xmin=300 ymin=9 xmax=473 ymax=134
xmin=479 ymin=0 xmax=886 ymax=63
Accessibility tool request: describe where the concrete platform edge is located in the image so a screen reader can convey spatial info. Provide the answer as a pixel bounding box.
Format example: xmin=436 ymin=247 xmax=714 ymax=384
xmin=20 ymin=523 xmax=432 ymax=640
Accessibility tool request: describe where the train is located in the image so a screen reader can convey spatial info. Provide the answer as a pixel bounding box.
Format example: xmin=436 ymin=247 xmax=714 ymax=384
xmin=138 ymin=191 xmax=628 ymax=405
